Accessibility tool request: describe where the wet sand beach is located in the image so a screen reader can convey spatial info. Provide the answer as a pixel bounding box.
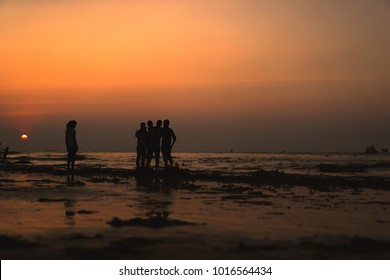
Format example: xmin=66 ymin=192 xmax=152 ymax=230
xmin=1 ymin=161 xmax=390 ymax=260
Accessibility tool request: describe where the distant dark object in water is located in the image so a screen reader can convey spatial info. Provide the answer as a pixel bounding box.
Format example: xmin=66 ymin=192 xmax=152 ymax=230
xmin=78 ymin=210 xmax=97 ymax=215
xmin=65 ymin=211 xmax=76 ymax=216
xmin=38 ymin=198 xmax=76 ymax=203
xmin=14 ymin=160 xmax=32 ymax=164
xmin=365 ymin=146 xmax=378 ymax=154
xmin=107 ymin=216 xmax=197 ymax=228
xmin=381 ymin=148 xmax=388 ymax=153
xmin=316 ymin=163 xmax=367 ymax=173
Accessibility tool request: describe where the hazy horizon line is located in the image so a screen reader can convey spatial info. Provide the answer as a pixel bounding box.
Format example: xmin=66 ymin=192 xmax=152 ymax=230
xmin=2 ymin=77 xmax=390 ymax=93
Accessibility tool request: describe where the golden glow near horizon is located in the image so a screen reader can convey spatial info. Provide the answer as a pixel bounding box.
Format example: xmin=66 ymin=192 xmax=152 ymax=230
xmin=1 ymin=0 xmax=389 ymax=151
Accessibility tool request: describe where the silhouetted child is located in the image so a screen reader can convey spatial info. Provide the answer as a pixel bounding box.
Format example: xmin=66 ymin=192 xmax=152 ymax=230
xmin=162 ymin=119 xmax=177 ymax=168
xmin=65 ymin=120 xmax=78 ymax=172
xmin=135 ymin=122 xmax=148 ymax=167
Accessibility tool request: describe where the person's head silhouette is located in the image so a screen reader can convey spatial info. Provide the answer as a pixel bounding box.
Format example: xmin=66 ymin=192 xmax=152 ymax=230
xmin=163 ymin=119 xmax=170 ymax=127
xmin=140 ymin=122 xmax=146 ymax=129
xmin=66 ymin=120 xmax=77 ymax=129
xmin=156 ymin=120 xmax=162 ymax=127
xmin=147 ymin=120 xmax=153 ymax=128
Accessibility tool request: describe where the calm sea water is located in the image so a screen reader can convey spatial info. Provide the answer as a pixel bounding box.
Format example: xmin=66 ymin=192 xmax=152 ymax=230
xmin=7 ymin=152 xmax=390 ymax=178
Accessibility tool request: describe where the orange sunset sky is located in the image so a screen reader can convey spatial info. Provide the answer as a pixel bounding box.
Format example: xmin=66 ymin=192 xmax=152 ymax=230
xmin=1 ymin=0 xmax=390 ymax=152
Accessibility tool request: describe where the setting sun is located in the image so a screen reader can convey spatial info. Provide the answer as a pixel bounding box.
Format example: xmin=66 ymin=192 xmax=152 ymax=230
xmin=20 ymin=134 xmax=28 ymax=141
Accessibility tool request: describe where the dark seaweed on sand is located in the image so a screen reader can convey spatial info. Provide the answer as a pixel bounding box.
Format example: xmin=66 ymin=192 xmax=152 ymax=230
xmin=0 ymin=235 xmax=41 ymax=249
xmin=1 ymin=162 xmax=390 ymax=190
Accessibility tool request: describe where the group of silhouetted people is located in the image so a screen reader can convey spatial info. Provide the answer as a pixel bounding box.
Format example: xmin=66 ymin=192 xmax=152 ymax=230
xmin=65 ymin=119 xmax=176 ymax=172
xmin=135 ymin=119 xmax=176 ymax=169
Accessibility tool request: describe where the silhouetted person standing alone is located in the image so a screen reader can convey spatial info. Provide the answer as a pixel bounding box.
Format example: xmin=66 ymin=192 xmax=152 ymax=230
xmin=65 ymin=120 xmax=78 ymax=172
xmin=162 ymin=119 xmax=176 ymax=168
xmin=135 ymin=122 xmax=148 ymax=167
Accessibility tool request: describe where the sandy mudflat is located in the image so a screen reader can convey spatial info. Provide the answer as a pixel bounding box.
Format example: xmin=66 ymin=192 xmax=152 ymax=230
xmin=0 ymin=167 xmax=389 ymax=259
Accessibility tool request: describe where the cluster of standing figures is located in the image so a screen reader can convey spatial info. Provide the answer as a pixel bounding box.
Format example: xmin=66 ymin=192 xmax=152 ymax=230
xmin=135 ymin=119 xmax=176 ymax=169
xmin=65 ymin=119 xmax=177 ymax=172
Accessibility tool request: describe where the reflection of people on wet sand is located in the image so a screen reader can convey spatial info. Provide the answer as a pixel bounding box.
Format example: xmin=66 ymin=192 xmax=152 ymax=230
xmin=64 ymin=199 xmax=77 ymax=226
xmin=146 ymin=120 xmax=162 ymax=170
xmin=162 ymin=119 xmax=177 ymax=168
xmin=67 ymin=173 xmax=75 ymax=185
xmin=65 ymin=120 xmax=78 ymax=172
xmin=135 ymin=177 xmax=173 ymax=220
xmin=135 ymin=122 xmax=148 ymax=167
